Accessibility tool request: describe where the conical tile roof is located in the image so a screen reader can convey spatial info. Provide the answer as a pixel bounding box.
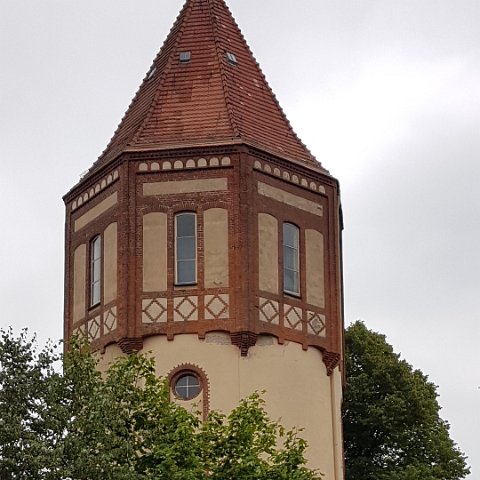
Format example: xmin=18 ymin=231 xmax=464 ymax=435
xmin=91 ymin=0 xmax=323 ymax=174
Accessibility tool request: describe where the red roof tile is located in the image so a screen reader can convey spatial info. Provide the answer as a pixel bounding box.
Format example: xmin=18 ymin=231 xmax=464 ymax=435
xmin=90 ymin=0 xmax=324 ymax=174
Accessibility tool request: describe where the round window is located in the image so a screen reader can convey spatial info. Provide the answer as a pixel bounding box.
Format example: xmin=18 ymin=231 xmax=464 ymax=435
xmin=174 ymin=373 xmax=201 ymax=400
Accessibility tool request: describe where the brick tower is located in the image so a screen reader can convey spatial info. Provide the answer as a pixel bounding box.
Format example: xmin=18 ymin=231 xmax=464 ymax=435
xmin=63 ymin=0 xmax=344 ymax=476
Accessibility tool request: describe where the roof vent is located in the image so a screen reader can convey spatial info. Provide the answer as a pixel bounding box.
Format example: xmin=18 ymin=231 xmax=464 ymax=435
xmin=146 ymin=66 xmax=157 ymax=80
xmin=226 ymin=52 xmax=237 ymax=65
xmin=179 ymin=51 xmax=192 ymax=63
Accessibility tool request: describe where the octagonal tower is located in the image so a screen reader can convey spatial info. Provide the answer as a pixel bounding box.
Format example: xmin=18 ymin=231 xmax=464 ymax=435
xmin=63 ymin=0 xmax=344 ymax=476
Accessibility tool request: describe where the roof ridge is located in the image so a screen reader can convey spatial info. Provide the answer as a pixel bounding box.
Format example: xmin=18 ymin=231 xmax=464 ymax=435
xmin=130 ymin=1 xmax=194 ymax=147
xmin=209 ymin=0 xmax=240 ymax=139
xmin=95 ymin=0 xmax=191 ymax=166
xmin=213 ymin=0 xmax=316 ymax=163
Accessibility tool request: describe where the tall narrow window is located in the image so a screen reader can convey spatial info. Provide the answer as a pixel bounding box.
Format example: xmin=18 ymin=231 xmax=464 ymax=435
xmin=90 ymin=235 xmax=102 ymax=307
xmin=175 ymin=213 xmax=197 ymax=285
xmin=283 ymin=223 xmax=300 ymax=295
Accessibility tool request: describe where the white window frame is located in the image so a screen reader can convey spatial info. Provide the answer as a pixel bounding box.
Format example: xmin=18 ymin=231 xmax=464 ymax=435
xmin=283 ymin=222 xmax=300 ymax=296
xmin=175 ymin=212 xmax=197 ymax=285
xmin=90 ymin=235 xmax=102 ymax=307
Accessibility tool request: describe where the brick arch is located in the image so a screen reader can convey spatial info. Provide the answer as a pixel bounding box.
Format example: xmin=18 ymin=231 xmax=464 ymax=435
xmin=167 ymin=363 xmax=210 ymax=420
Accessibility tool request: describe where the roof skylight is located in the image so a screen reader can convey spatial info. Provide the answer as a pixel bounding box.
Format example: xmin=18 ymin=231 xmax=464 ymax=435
xmin=226 ymin=52 xmax=237 ymax=65
xmin=179 ymin=51 xmax=192 ymax=63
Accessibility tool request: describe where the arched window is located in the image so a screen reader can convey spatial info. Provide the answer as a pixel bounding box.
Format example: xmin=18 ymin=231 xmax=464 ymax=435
xmin=283 ymin=222 xmax=300 ymax=295
xmin=175 ymin=212 xmax=197 ymax=285
xmin=90 ymin=235 xmax=102 ymax=307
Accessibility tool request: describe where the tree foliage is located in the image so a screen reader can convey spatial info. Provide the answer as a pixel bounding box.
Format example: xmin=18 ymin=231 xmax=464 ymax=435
xmin=343 ymin=321 xmax=470 ymax=480
xmin=0 ymin=329 xmax=320 ymax=480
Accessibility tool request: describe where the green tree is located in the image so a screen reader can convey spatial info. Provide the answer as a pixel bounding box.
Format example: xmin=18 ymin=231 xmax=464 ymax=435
xmin=343 ymin=321 xmax=470 ymax=480
xmin=0 ymin=329 xmax=320 ymax=480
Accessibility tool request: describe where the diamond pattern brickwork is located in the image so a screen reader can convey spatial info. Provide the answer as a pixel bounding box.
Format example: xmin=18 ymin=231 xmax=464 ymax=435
xmin=87 ymin=316 xmax=101 ymax=341
xmin=307 ymin=311 xmax=327 ymax=337
xmin=205 ymin=294 xmax=229 ymax=320
xmin=142 ymin=298 xmax=168 ymax=324
xmin=259 ymin=298 xmax=280 ymax=325
xmin=174 ymin=296 xmax=198 ymax=322
xmin=104 ymin=307 xmax=118 ymax=333
xmin=307 ymin=311 xmax=326 ymax=337
xmin=283 ymin=304 xmax=303 ymax=331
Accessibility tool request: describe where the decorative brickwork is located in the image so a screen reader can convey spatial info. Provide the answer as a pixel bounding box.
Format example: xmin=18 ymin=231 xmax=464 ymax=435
xmin=139 ymin=156 xmax=232 ymax=172
xmin=167 ymin=363 xmax=210 ymax=420
xmin=231 ymin=331 xmax=258 ymax=357
xmin=118 ymin=337 xmax=144 ymax=354
xmin=322 ymin=351 xmax=341 ymax=376
xmin=142 ymin=298 xmax=168 ymax=324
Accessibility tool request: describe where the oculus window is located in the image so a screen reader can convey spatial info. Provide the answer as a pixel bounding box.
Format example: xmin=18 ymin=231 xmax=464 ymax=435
xmin=283 ymin=223 xmax=300 ymax=295
xmin=90 ymin=235 xmax=102 ymax=307
xmin=175 ymin=212 xmax=197 ymax=285
xmin=173 ymin=373 xmax=201 ymax=400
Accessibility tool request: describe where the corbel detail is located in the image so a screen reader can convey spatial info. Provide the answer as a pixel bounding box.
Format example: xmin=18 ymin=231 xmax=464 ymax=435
xmin=231 ymin=331 xmax=258 ymax=356
xmin=322 ymin=350 xmax=341 ymax=376
xmin=118 ymin=337 xmax=144 ymax=354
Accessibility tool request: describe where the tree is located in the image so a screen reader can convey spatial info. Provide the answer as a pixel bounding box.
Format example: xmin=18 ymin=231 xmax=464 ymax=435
xmin=0 ymin=329 xmax=320 ymax=480
xmin=343 ymin=321 xmax=470 ymax=480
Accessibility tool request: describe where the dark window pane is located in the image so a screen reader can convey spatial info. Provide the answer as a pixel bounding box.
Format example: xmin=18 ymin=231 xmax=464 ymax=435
xmin=175 ymin=374 xmax=201 ymax=400
xmin=177 ymin=260 xmax=195 ymax=284
xmin=176 ymin=213 xmax=196 ymax=237
xmin=177 ymin=237 xmax=196 ymax=260
xmin=283 ymin=223 xmax=298 ymax=248
xmin=284 ymin=246 xmax=297 ymax=270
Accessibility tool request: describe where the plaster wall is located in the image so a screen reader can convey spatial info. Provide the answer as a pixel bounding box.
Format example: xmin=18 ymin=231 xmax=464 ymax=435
xmin=204 ymin=208 xmax=229 ymax=288
xmin=143 ymin=212 xmax=168 ymax=292
xmin=73 ymin=244 xmax=86 ymax=323
xmin=74 ymin=192 xmax=118 ymax=231
xmin=306 ymin=229 xmax=325 ymax=308
xmin=143 ymin=178 xmax=228 ymax=196
xmin=132 ymin=334 xmax=339 ymax=477
xmin=258 ymin=181 xmax=323 ymax=217
xmin=258 ymin=213 xmax=279 ymax=294
xmin=103 ymin=222 xmax=118 ymax=304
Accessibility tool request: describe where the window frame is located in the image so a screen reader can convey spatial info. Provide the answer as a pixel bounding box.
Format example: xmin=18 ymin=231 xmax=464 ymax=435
xmin=172 ymin=371 xmax=202 ymax=401
xmin=282 ymin=222 xmax=300 ymax=296
xmin=175 ymin=212 xmax=197 ymax=286
xmin=89 ymin=234 xmax=102 ymax=308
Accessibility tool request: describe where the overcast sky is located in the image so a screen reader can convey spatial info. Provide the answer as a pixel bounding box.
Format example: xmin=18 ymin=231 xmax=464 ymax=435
xmin=1 ymin=0 xmax=478 ymax=476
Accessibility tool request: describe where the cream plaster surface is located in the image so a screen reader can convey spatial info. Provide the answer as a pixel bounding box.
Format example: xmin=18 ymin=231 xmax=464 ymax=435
xmin=73 ymin=244 xmax=86 ymax=323
xmin=143 ymin=212 xmax=167 ymax=292
xmin=141 ymin=334 xmax=338 ymax=477
xmin=258 ymin=213 xmax=279 ymax=294
xmin=74 ymin=192 xmax=118 ymax=231
xmin=306 ymin=229 xmax=325 ymax=308
xmin=103 ymin=222 xmax=118 ymax=304
xmin=143 ymin=178 xmax=228 ymax=196
xmin=204 ymin=208 xmax=229 ymax=288
xmin=258 ymin=182 xmax=323 ymax=216
xmin=331 ymin=367 xmax=345 ymax=480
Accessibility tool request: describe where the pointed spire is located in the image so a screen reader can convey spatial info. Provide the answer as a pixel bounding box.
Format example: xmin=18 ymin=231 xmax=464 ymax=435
xmin=91 ymin=0 xmax=322 ymax=174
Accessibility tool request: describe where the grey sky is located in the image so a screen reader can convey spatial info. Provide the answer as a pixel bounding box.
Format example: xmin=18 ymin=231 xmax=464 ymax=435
xmin=1 ymin=0 xmax=478 ymax=476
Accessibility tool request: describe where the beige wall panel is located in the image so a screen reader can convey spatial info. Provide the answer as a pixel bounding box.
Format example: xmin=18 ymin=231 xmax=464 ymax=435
xmin=306 ymin=229 xmax=325 ymax=308
xmin=143 ymin=178 xmax=228 ymax=196
xmin=258 ymin=182 xmax=323 ymax=216
xmin=74 ymin=192 xmax=118 ymax=231
xmin=143 ymin=212 xmax=167 ymax=292
xmin=331 ymin=367 xmax=345 ymax=480
xmin=204 ymin=208 xmax=229 ymax=288
xmin=258 ymin=213 xmax=279 ymax=294
xmin=142 ymin=335 xmax=336 ymax=476
xmin=73 ymin=244 xmax=86 ymax=323
xmin=103 ymin=222 xmax=118 ymax=304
